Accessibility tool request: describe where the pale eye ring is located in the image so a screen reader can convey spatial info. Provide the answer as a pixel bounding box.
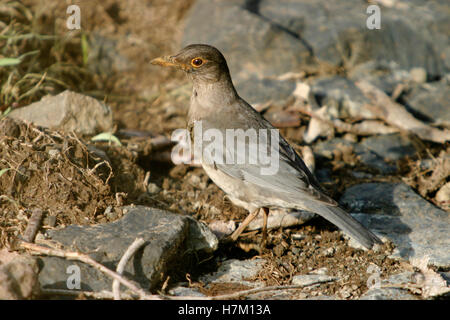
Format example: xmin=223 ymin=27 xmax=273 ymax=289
xmin=191 ymin=58 xmax=204 ymax=67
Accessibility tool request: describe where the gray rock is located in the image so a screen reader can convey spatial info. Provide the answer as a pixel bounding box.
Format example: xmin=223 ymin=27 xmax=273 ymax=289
xmin=183 ymin=0 xmax=449 ymax=104
xmin=309 ymin=76 xmax=374 ymax=119
xmin=259 ymin=0 xmax=449 ymax=78
xmin=360 ymin=272 xmax=418 ymax=300
xmin=348 ymin=60 xmax=414 ymax=95
xmin=235 ymin=76 xmax=296 ymax=105
xmin=403 ymin=79 xmax=450 ymax=127
xmin=8 ymin=90 xmax=113 ymax=135
xmin=354 ymin=133 xmax=417 ymax=174
xmin=38 ymin=206 xmax=218 ymax=291
xmin=182 ymin=0 xmax=310 ymax=104
xmin=168 ymin=285 xmax=206 ymax=297
xmin=314 ymin=134 xmax=417 ymax=174
xmin=340 ymin=183 xmax=450 ymax=268
xmin=360 ymin=287 xmax=417 ymax=300
xmin=291 ymin=274 xmax=338 ymax=287
xmin=359 ymin=134 xmax=416 ymax=161
xmin=199 ymin=258 xmax=266 ymax=287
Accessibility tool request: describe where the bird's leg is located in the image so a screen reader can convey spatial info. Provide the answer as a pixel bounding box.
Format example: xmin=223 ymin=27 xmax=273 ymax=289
xmin=230 ymin=208 xmax=261 ymax=241
xmin=261 ymin=207 xmax=269 ymax=246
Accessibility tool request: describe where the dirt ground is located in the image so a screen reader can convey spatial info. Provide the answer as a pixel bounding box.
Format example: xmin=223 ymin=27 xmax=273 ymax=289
xmin=1 ymin=1 xmax=448 ymax=299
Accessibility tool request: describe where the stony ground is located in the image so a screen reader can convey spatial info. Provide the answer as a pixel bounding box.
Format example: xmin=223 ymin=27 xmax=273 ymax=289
xmin=0 ymin=0 xmax=449 ymax=300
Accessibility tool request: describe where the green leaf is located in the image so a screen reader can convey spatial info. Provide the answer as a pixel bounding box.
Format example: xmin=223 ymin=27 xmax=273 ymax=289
xmin=91 ymin=133 xmax=122 ymax=146
xmin=0 ymin=50 xmax=39 ymax=67
xmin=0 ymin=168 xmax=11 ymax=178
xmin=0 ymin=58 xmax=22 ymax=67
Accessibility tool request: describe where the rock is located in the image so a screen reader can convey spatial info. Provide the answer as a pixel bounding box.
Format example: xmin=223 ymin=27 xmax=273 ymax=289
xmin=183 ymin=0 xmax=449 ymax=104
xmin=340 ymin=183 xmax=450 ymax=268
xmin=182 ymin=0 xmax=310 ymax=105
xmin=292 ymin=274 xmax=338 ymax=287
xmin=309 ymin=76 xmax=374 ymax=119
xmin=360 ymin=272 xmax=418 ymax=300
xmin=403 ymin=79 xmax=450 ymax=127
xmin=259 ymin=0 xmax=449 ymax=79
xmin=348 ymin=61 xmax=408 ymax=94
xmin=8 ymin=90 xmax=113 ymax=135
xmin=360 ymin=287 xmax=417 ymax=300
xmin=199 ymin=259 xmax=266 ymax=287
xmin=314 ymin=134 xmax=416 ymax=174
xmin=435 ymin=182 xmax=450 ymax=203
xmin=0 ymin=249 xmax=40 ymax=299
xmin=208 ymin=220 xmax=236 ymax=239
xmin=409 ymin=67 xmax=427 ymax=84
xmin=359 ymin=134 xmax=416 ymax=161
xmin=354 ymin=133 xmax=417 ymax=174
xmin=235 ymin=76 xmax=296 ymax=105
xmin=168 ymin=285 xmax=206 ymax=297
xmin=38 ymin=206 xmax=218 ymax=291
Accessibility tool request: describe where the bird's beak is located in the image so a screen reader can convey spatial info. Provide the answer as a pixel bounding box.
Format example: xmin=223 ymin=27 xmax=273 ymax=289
xmin=151 ymin=55 xmax=189 ymax=71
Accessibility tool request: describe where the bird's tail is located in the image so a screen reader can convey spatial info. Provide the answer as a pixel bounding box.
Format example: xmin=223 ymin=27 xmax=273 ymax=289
xmin=307 ymin=202 xmax=382 ymax=249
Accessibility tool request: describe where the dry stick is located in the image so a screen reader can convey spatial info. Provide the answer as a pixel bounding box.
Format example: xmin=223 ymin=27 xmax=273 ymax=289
xmin=112 ymin=238 xmax=146 ymax=300
xmin=22 ymin=208 xmax=43 ymax=243
xmin=355 ymin=80 xmax=450 ymax=143
xmin=296 ymin=107 xmax=398 ymax=136
xmin=19 ymin=241 xmax=161 ymax=300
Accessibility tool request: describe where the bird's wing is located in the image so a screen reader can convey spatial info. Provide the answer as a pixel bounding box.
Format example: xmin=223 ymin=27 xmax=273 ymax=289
xmin=201 ymin=124 xmax=337 ymax=206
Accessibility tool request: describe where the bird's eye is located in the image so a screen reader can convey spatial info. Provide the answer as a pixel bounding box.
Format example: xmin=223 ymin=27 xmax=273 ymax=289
xmin=191 ymin=58 xmax=204 ymax=67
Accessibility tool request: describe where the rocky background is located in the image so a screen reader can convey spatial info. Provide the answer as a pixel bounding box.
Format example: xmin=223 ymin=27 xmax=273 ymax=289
xmin=0 ymin=0 xmax=449 ymax=300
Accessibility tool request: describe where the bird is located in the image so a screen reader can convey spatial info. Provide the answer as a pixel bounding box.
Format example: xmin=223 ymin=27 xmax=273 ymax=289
xmin=151 ymin=44 xmax=382 ymax=249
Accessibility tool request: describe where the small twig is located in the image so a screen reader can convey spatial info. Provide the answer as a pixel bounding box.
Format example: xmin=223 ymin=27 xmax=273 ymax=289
xmin=112 ymin=238 xmax=146 ymax=300
xmin=355 ymin=80 xmax=450 ymax=143
xmin=19 ymin=241 xmax=160 ymax=300
xmin=22 ymin=208 xmax=43 ymax=243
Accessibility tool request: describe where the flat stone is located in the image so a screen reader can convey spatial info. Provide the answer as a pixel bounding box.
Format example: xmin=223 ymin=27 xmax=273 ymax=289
xmin=354 ymin=133 xmax=417 ymax=174
xmin=38 ymin=206 xmax=218 ymax=291
xmin=168 ymin=285 xmax=206 ymax=297
xmin=360 ymin=272 xmax=418 ymax=300
xmin=259 ymin=0 xmax=449 ymax=79
xmin=360 ymin=287 xmax=417 ymax=300
xmin=359 ymin=134 xmax=416 ymax=161
xmin=199 ymin=259 xmax=266 ymax=287
xmin=340 ymin=183 xmax=450 ymax=268
xmin=8 ymin=90 xmax=113 ymax=135
xmin=314 ymin=134 xmax=416 ymax=174
xmin=348 ymin=60 xmax=414 ymax=95
xmin=403 ymin=79 xmax=450 ymax=127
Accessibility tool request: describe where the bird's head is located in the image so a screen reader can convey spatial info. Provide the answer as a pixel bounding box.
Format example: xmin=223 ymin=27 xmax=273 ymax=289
xmin=151 ymin=44 xmax=231 ymax=83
